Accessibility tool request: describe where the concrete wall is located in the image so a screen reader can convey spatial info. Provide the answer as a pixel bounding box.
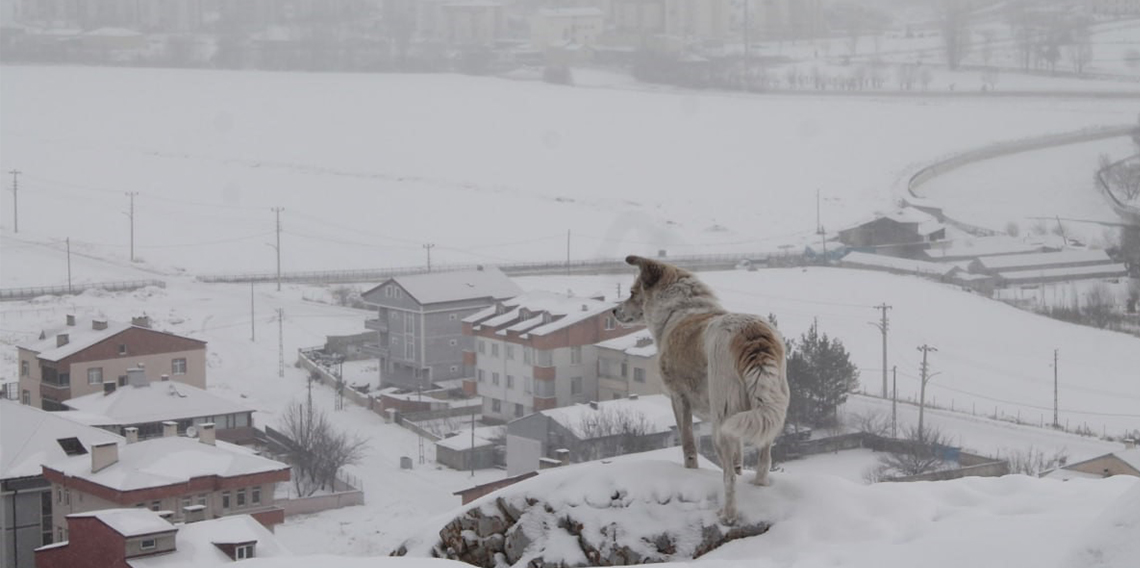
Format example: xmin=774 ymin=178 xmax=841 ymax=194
xmin=278 ymin=489 xmax=364 ymax=517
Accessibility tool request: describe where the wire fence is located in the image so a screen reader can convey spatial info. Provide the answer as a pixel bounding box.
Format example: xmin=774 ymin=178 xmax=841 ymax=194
xmin=0 ymin=279 xmax=166 ymax=302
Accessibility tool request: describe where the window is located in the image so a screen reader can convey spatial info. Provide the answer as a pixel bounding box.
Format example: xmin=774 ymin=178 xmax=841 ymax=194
xmin=621 ymin=361 xmax=628 ymax=378
xmin=535 ymin=379 xmax=555 ymax=398
xmin=604 ymin=316 xmax=616 ymax=331
xmin=118 ymin=344 xmax=127 ymax=355
xmin=405 ymin=316 xmax=415 ymax=333
xmin=21 ymin=390 xmax=30 ymax=405
xmin=41 ymin=491 xmax=52 ymax=546
xmin=491 ymin=399 xmax=501 ymax=412
xmin=524 ymin=377 xmax=532 ymax=394
xmin=392 ymin=336 xmax=400 ymax=346
xmin=181 ymin=496 xmax=191 ymax=514
xmin=63 ymin=490 xmax=70 ymax=506
xmin=449 ymin=313 xmax=458 ymax=321
xmin=492 ymin=372 xmax=500 ymax=386
xmin=405 ymin=342 xmax=414 ymax=359
xmin=172 ymin=358 xmax=187 ymax=375
xmin=384 ymin=286 xmax=392 ymax=298
xmin=252 ymin=486 xmax=261 ymax=505
xmin=478 ymin=340 xmax=485 ymax=354
xmin=237 ymin=489 xmax=246 ymax=507
xmin=515 ymin=403 xmax=524 ymax=418
xmin=87 ymin=367 xmax=103 ymax=384
xmin=236 ymin=544 xmax=255 ymax=559
xmin=56 ymin=487 xmax=62 ymax=504
xmin=506 ymin=345 xmax=515 ymax=360
xmin=524 ymin=347 xmax=533 ymax=365
xmin=197 ymin=494 xmax=207 ymax=507
xmin=140 ymin=538 xmax=156 ymax=551
xmin=571 ymin=346 xmax=582 ymax=365
xmin=20 ymin=360 xmax=28 ymax=376
xmin=571 ymin=376 xmax=583 ymax=395
xmin=222 ymin=491 xmax=231 ymax=509
xmin=491 ymin=343 xmax=499 ymax=357
xmin=506 ymin=375 xmax=514 ymax=389
xmin=634 ymin=368 xmax=646 ymax=383
xmin=149 ymin=500 xmax=159 ymax=511
xmin=477 ymin=370 xmax=485 ymax=382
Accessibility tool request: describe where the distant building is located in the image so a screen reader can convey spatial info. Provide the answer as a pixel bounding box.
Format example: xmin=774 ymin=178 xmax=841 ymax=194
xmin=609 ymin=0 xmax=732 ymax=51
xmin=967 ymin=249 xmax=1127 ymax=284
xmin=837 ymin=209 xmax=946 ymax=258
xmin=435 ymin=425 xmax=503 ymax=472
xmin=41 ymin=425 xmax=290 ymax=539
xmin=506 ymin=394 xmax=701 ymax=462
xmin=61 ymin=366 xmax=256 ymax=445
xmin=17 ymin=316 xmax=206 ymax=411
xmin=463 ymin=291 xmax=640 ymax=423
xmin=732 ymin=0 xmax=825 ymax=40
xmin=595 ymin=329 xmax=661 ymax=401
xmin=1 ymin=401 xmax=122 ymax=568
xmin=923 ymin=236 xmax=1051 ymax=264
xmin=361 ymin=268 xmax=521 ymax=390
xmin=1042 ymin=442 xmax=1139 ymax=480
xmin=35 ymin=509 xmax=290 ymax=568
xmin=1090 ymin=0 xmax=1140 ymax=16
xmin=531 ymin=7 xmax=605 ymax=50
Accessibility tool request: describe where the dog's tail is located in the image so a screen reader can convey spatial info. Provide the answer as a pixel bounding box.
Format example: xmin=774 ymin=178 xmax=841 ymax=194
xmin=710 ymin=317 xmax=790 ymax=446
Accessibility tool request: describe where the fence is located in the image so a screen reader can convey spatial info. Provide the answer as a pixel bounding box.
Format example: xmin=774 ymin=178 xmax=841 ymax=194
xmin=0 ymin=279 xmax=166 ymax=302
xmin=278 ymin=489 xmax=365 ymax=516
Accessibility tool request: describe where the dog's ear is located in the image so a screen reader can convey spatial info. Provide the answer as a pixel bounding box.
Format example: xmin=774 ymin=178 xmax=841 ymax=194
xmin=626 ymin=255 xmax=667 ymax=288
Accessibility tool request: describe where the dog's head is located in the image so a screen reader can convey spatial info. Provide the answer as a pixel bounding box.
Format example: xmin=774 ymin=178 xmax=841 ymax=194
xmin=613 ymin=255 xmax=682 ymax=324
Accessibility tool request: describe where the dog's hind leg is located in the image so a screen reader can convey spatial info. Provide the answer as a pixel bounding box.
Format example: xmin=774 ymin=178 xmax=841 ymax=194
xmin=715 ymin=429 xmax=741 ymax=525
xmin=752 ymin=443 xmax=772 ymax=486
xmin=671 ymin=394 xmax=699 ymax=469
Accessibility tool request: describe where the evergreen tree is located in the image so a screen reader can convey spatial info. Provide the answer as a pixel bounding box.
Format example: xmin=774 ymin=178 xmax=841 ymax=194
xmin=786 ymin=320 xmax=860 ymax=428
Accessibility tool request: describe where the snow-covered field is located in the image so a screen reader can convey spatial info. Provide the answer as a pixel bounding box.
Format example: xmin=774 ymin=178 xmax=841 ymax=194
xmin=2 ymin=65 xmax=1139 ymax=286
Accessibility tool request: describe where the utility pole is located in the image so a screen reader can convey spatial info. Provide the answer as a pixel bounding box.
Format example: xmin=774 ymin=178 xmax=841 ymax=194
xmin=1053 ymin=349 xmax=1059 ymax=429
xmin=816 ymin=189 xmax=827 ymax=261
xmin=470 ymin=405 xmax=476 ymax=478
xmin=917 ymin=344 xmax=939 ymax=442
xmin=271 ymin=207 xmax=284 ymax=291
xmin=66 ymin=237 xmax=72 ymax=294
xmin=8 ymin=170 xmax=20 ymax=233
xmin=891 ymin=365 xmax=898 ymax=438
xmin=417 ymin=385 xmax=425 ymax=464
xmin=423 ymin=243 xmax=435 ymax=272
xmin=277 ymin=308 xmax=285 ymax=378
xmin=125 ymin=192 xmax=139 ymax=262
xmin=743 ymin=0 xmax=751 ymax=90
xmin=566 ymin=230 xmax=571 ymax=275
xmin=250 ymin=282 xmax=255 ymax=342
xmin=870 ymin=303 xmax=892 ymax=398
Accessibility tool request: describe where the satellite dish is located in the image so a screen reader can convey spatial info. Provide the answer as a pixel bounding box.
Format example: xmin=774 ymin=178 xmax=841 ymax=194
xmin=186 ymin=426 xmax=198 ymax=438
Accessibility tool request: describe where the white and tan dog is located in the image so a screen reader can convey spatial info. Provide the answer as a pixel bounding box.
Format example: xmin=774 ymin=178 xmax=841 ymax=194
xmin=613 ymin=255 xmax=789 ymax=524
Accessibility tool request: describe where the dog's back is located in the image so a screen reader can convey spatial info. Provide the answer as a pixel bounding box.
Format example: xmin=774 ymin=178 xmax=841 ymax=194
xmin=705 ymin=313 xmax=789 ymax=447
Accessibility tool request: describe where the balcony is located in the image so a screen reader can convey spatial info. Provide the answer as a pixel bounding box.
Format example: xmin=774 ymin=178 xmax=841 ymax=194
xmin=365 ymin=318 xmax=389 ymax=333
xmin=362 ymin=343 xmax=389 ymax=357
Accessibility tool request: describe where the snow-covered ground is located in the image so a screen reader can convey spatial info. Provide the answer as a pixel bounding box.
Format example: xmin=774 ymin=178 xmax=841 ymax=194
xmin=2 ymin=65 xmax=1138 ymax=285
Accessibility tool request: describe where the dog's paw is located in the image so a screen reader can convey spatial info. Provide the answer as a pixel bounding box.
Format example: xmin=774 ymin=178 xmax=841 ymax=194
xmin=718 ymin=508 xmax=738 ymax=526
xmin=751 ymin=475 xmax=771 ymax=487
xmin=684 ymin=455 xmax=699 ymax=469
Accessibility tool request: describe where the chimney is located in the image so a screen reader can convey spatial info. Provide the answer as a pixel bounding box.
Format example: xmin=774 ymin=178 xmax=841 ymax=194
xmin=66 ymin=314 xmax=76 ymax=326
xmin=556 ymin=448 xmax=570 ymax=466
xmin=162 ymin=421 xmax=178 ymax=438
xmin=91 ymin=442 xmax=119 ymax=473
xmin=199 ymin=423 xmax=216 ymax=446
xmin=131 ymin=316 xmax=151 ymax=328
xmin=635 ymin=336 xmax=653 ymax=348
xmin=127 ymin=367 xmax=148 ymax=387
xmin=182 ymin=504 xmax=206 ymax=524
xmin=160 ymin=374 xmax=170 ymax=382
xmin=628 ymin=393 xmax=638 ymax=401
xmin=581 ymin=304 xmax=588 ymax=312
xmin=1126 ymin=439 xmax=1137 ymax=450
xmin=56 ymin=334 xmax=70 ymax=347
xmin=92 ymin=319 xmax=108 ymax=331
xmin=588 ymin=401 xmax=598 ymax=410
xmin=103 ymin=382 xmax=117 ymax=396
xmin=124 ymin=427 xmax=139 ymax=444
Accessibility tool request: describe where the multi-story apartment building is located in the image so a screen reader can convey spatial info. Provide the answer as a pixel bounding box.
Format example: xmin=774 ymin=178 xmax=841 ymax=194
xmin=17 ymin=316 xmax=206 ymax=411
xmin=361 ymin=268 xmax=521 ymax=390
xmin=41 ymin=423 xmax=290 ymax=541
xmin=463 ymin=291 xmax=641 ymax=423
xmin=1 ymin=401 xmax=122 ymax=568
xmin=595 ymin=329 xmax=663 ymax=401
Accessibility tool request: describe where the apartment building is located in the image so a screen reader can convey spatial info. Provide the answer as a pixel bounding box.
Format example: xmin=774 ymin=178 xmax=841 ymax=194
xmin=41 ymin=424 xmax=290 ymax=541
xmin=17 ymin=316 xmax=206 ymax=411
xmin=361 ymin=268 xmax=521 ymax=390
xmin=463 ymin=291 xmax=641 ymax=423
xmin=595 ymin=329 xmax=662 ymax=401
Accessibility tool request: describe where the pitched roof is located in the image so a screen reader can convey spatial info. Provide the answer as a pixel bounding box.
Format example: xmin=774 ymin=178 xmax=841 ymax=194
xmin=465 ymin=291 xmax=616 ymax=337
xmin=17 ymin=318 xmax=204 ymax=362
xmin=48 ymin=437 xmax=289 ymax=492
xmin=127 ymin=514 xmax=291 ymax=567
xmin=63 ymin=381 xmax=253 ymax=426
xmin=975 ymin=249 xmax=1113 ymax=271
xmin=1060 ymin=448 xmax=1140 ymax=477
xmin=536 ymin=395 xmax=694 ymax=439
xmin=996 ymin=263 xmax=1128 ymax=283
xmin=68 ymin=508 xmax=176 ymax=538
xmin=365 ymin=268 xmax=521 ymax=306
xmin=925 ymin=236 xmax=1046 ymax=261
xmin=840 ymin=251 xmax=958 ymax=277
xmin=0 ymin=400 xmax=123 ymax=480
xmin=595 ymin=329 xmax=657 ymax=358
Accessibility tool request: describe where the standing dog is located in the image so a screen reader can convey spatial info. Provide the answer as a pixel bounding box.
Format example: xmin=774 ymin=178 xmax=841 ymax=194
xmin=613 ymin=255 xmax=789 ymax=525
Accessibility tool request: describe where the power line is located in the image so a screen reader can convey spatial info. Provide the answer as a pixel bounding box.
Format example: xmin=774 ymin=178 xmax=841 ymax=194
xmin=423 ymin=243 xmax=435 ymax=272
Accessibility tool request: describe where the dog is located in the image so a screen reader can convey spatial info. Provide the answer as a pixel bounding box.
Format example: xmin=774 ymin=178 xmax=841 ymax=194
xmin=613 ymin=255 xmax=789 ymax=525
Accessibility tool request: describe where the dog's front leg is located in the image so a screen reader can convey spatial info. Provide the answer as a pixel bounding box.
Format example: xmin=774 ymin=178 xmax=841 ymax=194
xmin=671 ymin=394 xmax=698 ymax=469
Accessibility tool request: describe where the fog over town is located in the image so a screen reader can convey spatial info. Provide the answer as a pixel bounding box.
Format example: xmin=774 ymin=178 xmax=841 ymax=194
xmin=1 ymin=1 xmax=1139 ymax=567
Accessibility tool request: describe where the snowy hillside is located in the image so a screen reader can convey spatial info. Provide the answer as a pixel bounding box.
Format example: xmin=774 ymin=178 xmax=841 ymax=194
xmin=2 ymin=65 xmax=1139 ymax=283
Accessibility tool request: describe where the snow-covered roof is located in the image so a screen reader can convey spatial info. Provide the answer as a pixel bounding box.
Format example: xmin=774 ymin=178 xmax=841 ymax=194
xmin=976 ymin=249 xmax=1113 ymax=271
xmin=467 ymin=291 xmax=616 ymax=337
xmin=68 ymin=508 xmax=176 ymax=538
xmin=64 ymin=381 xmax=253 ymax=426
xmin=595 ymin=329 xmax=656 ymax=358
xmin=996 ymin=263 xmax=1127 ymax=283
xmin=538 ymin=7 xmax=604 ymax=17
xmin=0 ymin=400 xmax=123 ymax=480
xmin=840 ymin=251 xmax=958 ymax=277
xmin=47 ymin=436 xmax=289 ymax=492
xmin=18 ymin=318 xmax=132 ymax=361
xmin=538 ymin=395 xmax=692 ymax=439
xmin=367 ymin=268 xmax=521 ymax=306
xmin=127 ymin=514 xmax=291 ymax=567
xmin=842 ymin=207 xmax=944 ymax=236
xmin=925 ymin=236 xmax=1045 ymax=261
xmin=436 ymin=426 xmax=501 ymax=451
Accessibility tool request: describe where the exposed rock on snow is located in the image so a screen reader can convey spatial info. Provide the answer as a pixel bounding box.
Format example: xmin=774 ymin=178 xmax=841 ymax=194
xmin=392 ymin=460 xmax=773 ymax=567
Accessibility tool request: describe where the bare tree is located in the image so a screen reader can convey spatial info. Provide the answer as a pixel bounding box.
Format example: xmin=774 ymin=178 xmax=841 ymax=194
xmin=1000 ymin=447 xmax=1068 ymax=476
xmin=847 ymin=410 xmax=891 ymax=437
xmin=280 ymin=401 xmax=368 ymax=496
xmin=938 ymin=0 xmax=972 ymax=70
xmin=874 ymin=426 xmax=953 ymax=478
xmin=919 ymin=66 xmax=934 ymax=91
xmin=1083 ymin=283 xmax=1117 ymax=329
xmin=979 ymin=28 xmax=996 ymax=67
xmin=1066 ymin=27 xmax=1093 ymax=74
xmin=1100 ymin=154 xmax=1140 ymax=201
xmin=576 ymin=407 xmax=655 ymax=461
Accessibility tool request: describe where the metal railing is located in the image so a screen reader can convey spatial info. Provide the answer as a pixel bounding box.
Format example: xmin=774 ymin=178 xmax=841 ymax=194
xmin=0 ymin=279 xmax=166 ymax=302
